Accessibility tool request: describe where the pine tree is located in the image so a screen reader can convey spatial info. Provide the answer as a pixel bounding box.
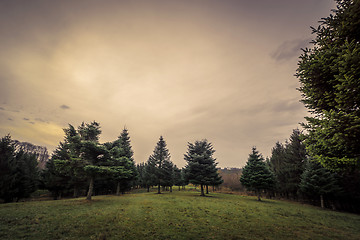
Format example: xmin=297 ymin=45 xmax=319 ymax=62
xmin=162 ymin=159 xmax=174 ymax=192
xmin=147 ymin=136 xmax=171 ymax=194
xmin=283 ymin=129 xmax=307 ymax=199
xmin=144 ymin=161 xmax=157 ymax=192
xmin=0 ymin=135 xmax=18 ymax=202
xmin=0 ymin=135 xmax=40 ymax=202
xmin=296 ymin=0 xmax=360 ymax=170
xmin=184 ymin=139 xmax=222 ymax=196
xmin=112 ymin=128 xmax=137 ymax=194
xmin=240 ymin=147 xmax=274 ymax=201
xmin=13 ymin=150 xmax=39 ymax=201
xmin=268 ymin=141 xmax=287 ymax=197
xmin=173 ymin=165 xmax=184 ymax=191
xmin=300 ymin=160 xmax=342 ymax=209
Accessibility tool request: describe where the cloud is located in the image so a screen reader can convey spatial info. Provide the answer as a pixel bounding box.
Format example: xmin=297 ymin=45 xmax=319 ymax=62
xmin=60 ymin=105 xmax=70 ymax=110
xmin=23 ymin=118 xmax=30 ymax=121
xmin=271 ymin=38 xmax=311 ymax=61
xmin=35 ymin=118 xmax=47 ymax=123
xmin=8 ymin=118 xmax=13 ymax=121
xmin=0 ymin=107 xmax=5 ymax=111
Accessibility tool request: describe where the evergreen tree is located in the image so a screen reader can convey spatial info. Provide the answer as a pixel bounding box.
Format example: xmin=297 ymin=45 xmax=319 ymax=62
xmin=0 ymin=135 xmax=18 ymax=202
xmin=144 ymin=160 xmax=157 ymax=192
xmin=268 ymin=141 xmax=287 ymax=197
xmin=240 ymin=147 xmax=274 ymax=201
xmin=300 ymin=160 xmax=342 ymax=208
xmin=147 ymin=136 xmax=171 ymax=194
xmin=50 ymin=121 xmax=130 ymax=200
xmin=184 ymin=139 xmax=222 ymax=196
xmin=283 ymin=129 xmax=307 ymax=199
xmin=173 ymin=165 xmax=184 ymax=191
xmin=13 ymin=150 xmax=39 ymax=200
xmin=51 ymin=124 xmax=87 ymax=198
xmin=42 ymin=156 xmax=71 ymax=199
xmin=0 ymin=135 xmax=40 ymax=202
xmin=296 ymin=0 xmax=360 ymax=170
xmin=112 ymin=128 xmax=137 ymax=194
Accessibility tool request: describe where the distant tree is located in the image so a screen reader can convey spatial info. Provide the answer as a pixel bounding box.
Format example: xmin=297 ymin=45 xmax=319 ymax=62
xmin=42 ymin=156 xmax=71 ymax=199
xmin=0 ymin=135 xmax=18 ymax=202
xmin=283 ymin=129 xmax=307 ymax=199
xmin=162 ymin=158 xmax=174 ymax=192
xmin=240 ymin=147 xmax=274 ymax=201
xmin=184 ymin=139 xmax=222 ymax=196
xmin=296 ymin=0 xmax=360 ymax=171
xmin=268 ymin=142 xmax=287 ymax=196
xmin=0 ymin=135 xmax=39 ymax=202
xmin=300 ymin=160 xmax=342 ymax=209
xmin=13 ymin=150 xmax=39 ymax=200
xmin=143 ymin=161 xmax=157 ymax=192
xmin=173 ymin=166 xmax=184 ymax=191
xmin=147 ymin=136 xmax=172 ymax=194
xmin=136 ymin=163 xmax=146 ymax=188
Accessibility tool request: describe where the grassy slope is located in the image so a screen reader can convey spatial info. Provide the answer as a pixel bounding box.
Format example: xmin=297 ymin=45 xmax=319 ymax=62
xmin=0 ymin=190 xmax=359 ymax=240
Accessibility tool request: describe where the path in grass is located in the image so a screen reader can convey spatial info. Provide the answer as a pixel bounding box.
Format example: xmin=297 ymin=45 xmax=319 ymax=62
xmin=0 ymin=191 xmax=359 ymax=239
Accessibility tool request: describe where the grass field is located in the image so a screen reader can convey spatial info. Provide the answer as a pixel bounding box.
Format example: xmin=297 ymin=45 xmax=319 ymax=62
xmin=1 ymin=190 xmax=359 ymax=240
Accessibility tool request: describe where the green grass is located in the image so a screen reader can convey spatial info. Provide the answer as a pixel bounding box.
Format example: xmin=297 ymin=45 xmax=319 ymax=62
xmin=1 ymin=191 xmax=359 ymax=240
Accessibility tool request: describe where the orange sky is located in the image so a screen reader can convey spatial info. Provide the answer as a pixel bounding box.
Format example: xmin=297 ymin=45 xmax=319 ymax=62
xmin=0 ymin=0 xmax=336 ymax=167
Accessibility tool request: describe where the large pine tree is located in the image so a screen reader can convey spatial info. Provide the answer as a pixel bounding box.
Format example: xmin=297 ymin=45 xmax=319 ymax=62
xmin=184 ymin=139 xmax=222 ymax=196
xmin=147 ymin=136 xmax=172 ymax=194
xmin=240 ymin=147 xmax=274 ymax=201
xmin=296 ymin=0 xmax=360 ymax=170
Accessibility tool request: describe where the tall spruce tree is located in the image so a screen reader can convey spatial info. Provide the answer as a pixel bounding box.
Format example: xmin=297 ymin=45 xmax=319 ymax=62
xmin=268 ymin=141 xmax=287 ymax=197
xmin=283 ymin=129 xmax=307 ymax=199
xmin=296 ymin=0 xmax=360 ymax=170
xmin=147 ymin=136 xmax=171 ymax=194
xmin=300 ymin=160 xmax=342 ymax=209
xmin=111 ymin=128 xmax=137 ymax=194
xmin=240 ymin=147 xmax=274 ymax=201
xmin=184 ymin=139 xmax=222 ymax=196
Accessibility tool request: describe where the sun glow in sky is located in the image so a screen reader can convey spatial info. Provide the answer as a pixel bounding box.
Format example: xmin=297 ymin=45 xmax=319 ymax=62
xmin=0 ymin=0 xmax=335 ymax=167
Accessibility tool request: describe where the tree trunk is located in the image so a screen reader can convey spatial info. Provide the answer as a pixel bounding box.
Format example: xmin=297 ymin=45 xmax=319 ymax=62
xmin=170 ymin=186 xmax=172 ymax=192
xmin=320 ymin=194 xmax=324 ymax=209
xmin=86 ymin=177 xmax=94 ymax=200
xmin=73 ymin=186 xmax=79 ymax=198
xmin=206 ymin=185 xmax=209 ymax=194
xmin=147 ymin=186 xmax=150 ymax=192
xmin=257 ymin=190 xmax=261 ymax=201
xmin=116 ymin=182 xmax=121 ymax=196
xmin=157 ymin=183 xmax=161 ymax=194
xmin=200 ymin=184 xmax=205 ymax=196
xmin=179 ymin=186 xmax=181 ymax=191
xmin=213 ymin=185 xmax=215 ymax=192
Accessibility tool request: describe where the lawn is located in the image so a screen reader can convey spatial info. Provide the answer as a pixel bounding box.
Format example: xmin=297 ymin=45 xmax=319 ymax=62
xmin=0 ymin=190 xmax=359 ymax=239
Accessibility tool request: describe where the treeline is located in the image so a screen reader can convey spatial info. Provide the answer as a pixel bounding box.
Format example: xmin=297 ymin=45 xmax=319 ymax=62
xmin=0 ymin=121 xmax=223 ymax=202
xmin=1 ymin=122 xmax=138 ymax=202
xmin=239 ymin=129 xmax=360 ymax=212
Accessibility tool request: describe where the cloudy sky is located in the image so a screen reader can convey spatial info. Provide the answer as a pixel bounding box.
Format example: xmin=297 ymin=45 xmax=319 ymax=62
xmin=0 ymin=0 xmax=335 ymax=168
